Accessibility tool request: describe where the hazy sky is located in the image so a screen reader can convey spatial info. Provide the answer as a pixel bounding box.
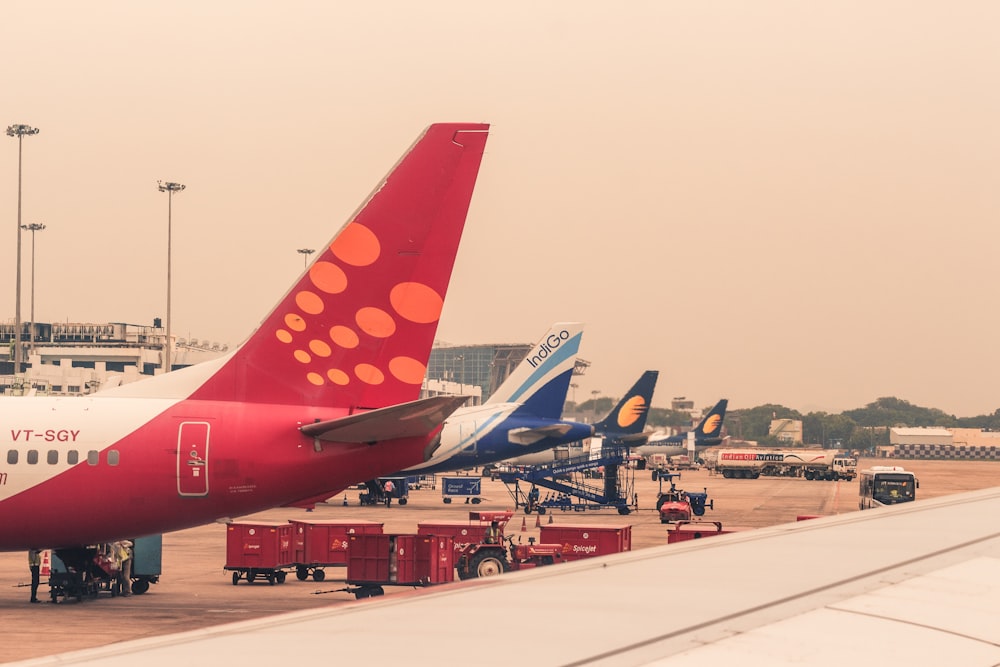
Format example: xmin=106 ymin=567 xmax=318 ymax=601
xmin=3 ymin=2 xmax=998 ymax=417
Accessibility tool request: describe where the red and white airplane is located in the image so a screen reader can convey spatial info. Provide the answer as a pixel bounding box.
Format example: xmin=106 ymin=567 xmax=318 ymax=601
xmin=0 ymin=122 xmax=490 ymax=553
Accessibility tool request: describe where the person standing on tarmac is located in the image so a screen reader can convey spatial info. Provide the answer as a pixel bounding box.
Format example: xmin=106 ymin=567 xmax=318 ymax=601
xmin=116 ymin=541 xmax=133 ymax=596
xmin=383 ymin=479 xmax=395 ymax=507
xmin=28 ymin=549 xmax=41 ymax=603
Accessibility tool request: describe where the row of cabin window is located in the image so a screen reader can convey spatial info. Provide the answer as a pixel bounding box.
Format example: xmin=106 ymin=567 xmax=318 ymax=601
xmin=6 ymin=449 xmax=120 ymax=466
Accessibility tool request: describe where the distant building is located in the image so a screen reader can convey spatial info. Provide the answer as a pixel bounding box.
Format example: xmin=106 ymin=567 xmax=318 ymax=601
xmin=1 ymin=321 xmax=226 ymax=396
xmin=769 ymin=419 xmax=803 ymax=445
xmin=886 ymin=426 xmax=1000 ymax=460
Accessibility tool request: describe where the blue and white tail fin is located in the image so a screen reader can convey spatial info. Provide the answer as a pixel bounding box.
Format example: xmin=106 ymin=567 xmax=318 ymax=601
xmin=485 ymin=323 xmax=584 ymax=419
xmin=593 ymin=370 xmax=659 ymax=440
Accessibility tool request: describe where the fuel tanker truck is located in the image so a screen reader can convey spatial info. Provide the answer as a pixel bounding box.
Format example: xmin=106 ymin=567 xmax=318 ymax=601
xmin=712 ymin=448 xmax=857 ymax=481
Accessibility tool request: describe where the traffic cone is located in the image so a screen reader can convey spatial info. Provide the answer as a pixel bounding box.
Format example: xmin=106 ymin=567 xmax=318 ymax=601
xmin=521 ymin=516 xmax=527 ymax=532
xmin=535 ymin=513 xmax=542 ymax=528
xmin=547 ymin=513 xmax=554 ymax=524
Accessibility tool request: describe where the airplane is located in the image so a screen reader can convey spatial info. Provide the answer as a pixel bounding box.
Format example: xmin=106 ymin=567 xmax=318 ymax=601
xmin=395 ymin=322 xmax=595 ymax=475
xmin=630 ymin=397 xmax=728 ymax=460
xmin=0 ymin=122 xmax=490 ymax=554
xmin=497 ymin=369 xmax=660 ymax=468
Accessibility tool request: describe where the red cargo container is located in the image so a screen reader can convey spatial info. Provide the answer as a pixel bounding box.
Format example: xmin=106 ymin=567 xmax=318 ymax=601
xmin=345 ymin=533 xmax=454 ymax=598
xmin=225 ymin=521 xmax=294 ymax=585
xmin=289 ymin=519 xmax=384 ymax=582
xmin=539 ymin=523 xmax=632 ymax=561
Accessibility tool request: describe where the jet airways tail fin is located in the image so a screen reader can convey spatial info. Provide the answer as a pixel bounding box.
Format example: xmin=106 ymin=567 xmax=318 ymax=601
xmin=593 ymin=370 xmax=658 ymax=439
xmin=485 ymin=323 xmax=584 ymax=419
xmin=107 ymin=123 xmax=489 ymax=407
xmin=695 ymin=398 xmax=728 ymax=437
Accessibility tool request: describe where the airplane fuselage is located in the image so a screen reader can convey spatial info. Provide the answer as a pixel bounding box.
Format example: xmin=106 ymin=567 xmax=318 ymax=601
xmin=403 ymin=402 xmax=593 ymax=475
xmin=0 ymin=396 xmax=431 ymax=550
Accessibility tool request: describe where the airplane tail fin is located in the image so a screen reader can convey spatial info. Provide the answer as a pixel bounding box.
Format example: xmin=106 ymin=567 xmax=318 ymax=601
xmin=593 ymin=370 xmax=658 ymax=437
xmin=695 ymin=398 xmax=728 ymax=437
xmin=109 ymin=123 xmax=489 ymax=407
xmin=486 ymin=323 xmax=584 ymax=419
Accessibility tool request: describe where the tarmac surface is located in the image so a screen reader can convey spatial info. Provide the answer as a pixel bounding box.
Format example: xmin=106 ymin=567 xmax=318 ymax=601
xmin=1 ymin=458 xmax=997 ymax=663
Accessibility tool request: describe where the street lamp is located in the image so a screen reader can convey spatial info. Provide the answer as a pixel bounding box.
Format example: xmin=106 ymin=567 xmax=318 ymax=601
xmin=297 ymin=248 xmax=315 ymax=268
xmin=157 ymin=181 xmax=185 ymax=373
xmin=6 ymin=123 xmax=40 ymax=373
xmin=20 ymin=223 xmax=45 ymax=356
xmin=591 ymin=389 xmax=601 ymax=421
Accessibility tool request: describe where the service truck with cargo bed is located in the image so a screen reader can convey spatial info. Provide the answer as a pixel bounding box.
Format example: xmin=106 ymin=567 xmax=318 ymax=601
xmin=713 ymin=448 xmax=856 ymax=481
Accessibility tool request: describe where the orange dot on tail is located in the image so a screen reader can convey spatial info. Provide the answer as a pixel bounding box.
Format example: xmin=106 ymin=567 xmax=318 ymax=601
xmin=284 ymin=313 xmax=307 ymax=332
xmin=390 ymin=282 xmax=443 ymax=324
xmin=307 ymin=372 xmax=324 ymax=386
xmin=355 ymin=363 xmax=385 ymax=385
xmin=327 ymin=369 xmax=350 ymax=385
xmin=296 ymin=291 xmax=324 ymax=315
xmin=389 ymin=356 xmax=427 ymax=385
xmin=294 ymin=350 xmax=311 ymax=364
xmin=309 ymin=339 xmax=332 ymax=357
xmin=331 ymin=223 xmax=380 ymax=267
xmin=330 ymin=326 xmax=360 ymax=349
xmin=276 ymin=329 xmax=293 ymax=344
xmin=356 ymin=307 xmax=396 ymax=338
xmin=310 ymin=261 xmax=348 ymax=294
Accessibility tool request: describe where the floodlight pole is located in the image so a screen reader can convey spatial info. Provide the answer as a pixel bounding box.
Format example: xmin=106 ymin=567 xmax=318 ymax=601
xmin=6 ymin=123 xmax=40 ymax=372
xmin=20 ymin=223 xmax=45 ymax=356
xmin=297 ymin=248 xmax=315 ymax=268
xmin=158 ymin=181 xmax=185 ymax=373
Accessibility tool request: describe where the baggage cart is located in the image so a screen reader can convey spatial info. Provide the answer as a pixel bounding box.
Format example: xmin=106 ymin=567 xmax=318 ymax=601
xmin=342 ymin=533 xmax=454 ymax=599
xmin=289 ymin=519 xmax=384 ymax=582
xmin=225 ymin=521 xmax=294 ymax=585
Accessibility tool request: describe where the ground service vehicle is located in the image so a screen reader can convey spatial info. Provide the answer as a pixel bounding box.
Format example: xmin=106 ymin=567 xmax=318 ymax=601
xmin=714 ymin=448 xmax=857 ymax=480
xmin=859 ymin=466 xmax=918 ymax=509
xmin=452 ymin=511 xmax=566 ymax=579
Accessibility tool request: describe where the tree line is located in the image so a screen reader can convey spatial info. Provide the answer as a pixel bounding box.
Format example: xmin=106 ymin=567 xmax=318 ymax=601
xmin=568 ymin=396 xmax=1000 ymax=451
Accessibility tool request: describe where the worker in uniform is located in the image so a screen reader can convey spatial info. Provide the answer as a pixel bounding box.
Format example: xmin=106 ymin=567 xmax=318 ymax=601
xmin=116 ymin=541 xmax=133 ymax=596
xmin=484 ymin=520 xmax=500 ymax=544
xmin=28 ymin=549 xmax=41 ymax=603
xmin=382 ymin=479 xmax=395 ymax=507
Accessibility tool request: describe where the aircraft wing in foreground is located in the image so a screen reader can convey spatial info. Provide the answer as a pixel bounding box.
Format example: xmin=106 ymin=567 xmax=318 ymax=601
xmin=0 ymin=122 xmax=490 ymax=551
xmin=17 ymin=488 xmax=1000 ymax=665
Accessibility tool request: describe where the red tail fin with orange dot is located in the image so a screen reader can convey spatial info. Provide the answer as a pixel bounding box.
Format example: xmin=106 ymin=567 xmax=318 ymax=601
xmin=190 ymin=123 xmax=489 ymax=408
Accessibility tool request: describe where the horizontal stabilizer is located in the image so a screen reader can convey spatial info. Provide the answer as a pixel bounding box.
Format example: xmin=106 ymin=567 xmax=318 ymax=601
xmin=300 ymin=395 xmax=470 ymax=444
xmin=617 ymin=431 xmax=651 ymax=444
xmin=507 ymin=423 xmax=583 ymax=446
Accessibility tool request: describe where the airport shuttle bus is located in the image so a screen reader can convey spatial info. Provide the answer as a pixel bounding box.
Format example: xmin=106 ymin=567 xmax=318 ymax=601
xmin=858 ymin=466 xmax=918 ymax=510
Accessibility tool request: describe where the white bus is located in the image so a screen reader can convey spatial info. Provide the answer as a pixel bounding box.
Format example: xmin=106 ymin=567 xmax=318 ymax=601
xmin=858 ymin=466 xmax=918 ymax=510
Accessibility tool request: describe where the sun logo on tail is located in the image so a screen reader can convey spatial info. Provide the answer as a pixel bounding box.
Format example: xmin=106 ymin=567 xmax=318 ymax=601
xmin=702 ymin=414 xmax=722 ymax=435
xmin=616 ymin=396 xmax=649 ymax=428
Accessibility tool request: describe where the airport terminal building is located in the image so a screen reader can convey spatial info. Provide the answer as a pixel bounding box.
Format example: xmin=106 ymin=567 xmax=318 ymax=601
xmin=884 ymin=426 xmax=1000 ymax=460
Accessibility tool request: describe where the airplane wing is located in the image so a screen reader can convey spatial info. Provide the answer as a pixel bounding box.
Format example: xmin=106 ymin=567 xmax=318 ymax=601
xmin=506 ymin=423 xmax=585 ymax=446
xmin=21 ymin=486 xmax=1000 ymax=666
xmin=299 ymin=395 xmax=470 ymax=443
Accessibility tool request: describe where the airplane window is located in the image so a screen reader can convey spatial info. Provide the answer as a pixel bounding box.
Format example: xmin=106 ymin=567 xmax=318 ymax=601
xmin=47 ymin=450 xmax=58 ymax=465
xmin=67 ymin=450 xmax=79 ymax=465
xmin=87 ymin=450 xmax=99 ymax=465
xmin=6 ymin=450 xmax=16 ymax=465
xmin=108 ymin=450 xmax=120 ymax=466
xmin=27 ymin=450 xmax=39 ymax=465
